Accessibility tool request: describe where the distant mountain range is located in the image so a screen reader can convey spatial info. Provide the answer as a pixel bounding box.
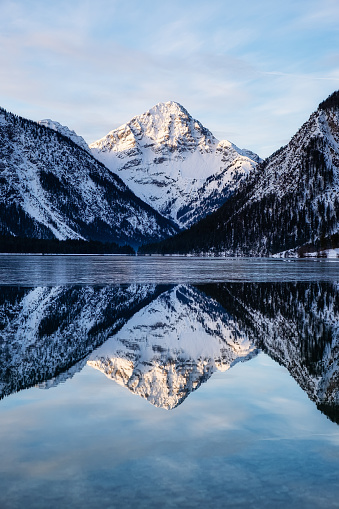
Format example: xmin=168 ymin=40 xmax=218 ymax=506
xmin=1 ymin=92 xmax=339 ymax=254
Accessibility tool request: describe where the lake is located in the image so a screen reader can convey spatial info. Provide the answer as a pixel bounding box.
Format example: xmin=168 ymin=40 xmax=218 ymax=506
xmin=0 ymin=255 xmax=339 ymax=508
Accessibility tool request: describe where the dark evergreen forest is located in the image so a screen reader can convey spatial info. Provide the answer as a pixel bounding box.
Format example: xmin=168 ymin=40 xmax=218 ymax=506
xmin=0 ymin=236 xmax=135 ymax=254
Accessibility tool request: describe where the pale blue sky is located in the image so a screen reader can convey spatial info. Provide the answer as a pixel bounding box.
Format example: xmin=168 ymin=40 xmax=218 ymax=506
xmin=1 ymin=0 xmax=339 ymax=157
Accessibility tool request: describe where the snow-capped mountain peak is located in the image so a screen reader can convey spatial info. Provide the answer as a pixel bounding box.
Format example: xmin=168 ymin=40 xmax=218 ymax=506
xmin=90 ymin=101 xmax=216 ymax=155
xmin=90 ymin=102 xmax=261 ymax=228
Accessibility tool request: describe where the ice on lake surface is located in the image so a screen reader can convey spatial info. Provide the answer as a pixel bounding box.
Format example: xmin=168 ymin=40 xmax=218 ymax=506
xmin=0 ymin=253 xmax=338 ymax=285
xmin=0 ymin=255 xmax=339 ymax=508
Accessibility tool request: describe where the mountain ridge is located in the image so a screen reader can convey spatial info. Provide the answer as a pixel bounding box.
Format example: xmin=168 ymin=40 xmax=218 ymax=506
xmin=3 ymin=93 xmax=339 ymax=255
xmin=38 ymin=118 xmax=90 ymax=153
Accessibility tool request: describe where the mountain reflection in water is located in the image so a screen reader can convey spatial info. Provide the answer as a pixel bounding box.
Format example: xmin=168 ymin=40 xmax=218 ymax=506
xmin=0 ymin=282 xmax=338 ymax=422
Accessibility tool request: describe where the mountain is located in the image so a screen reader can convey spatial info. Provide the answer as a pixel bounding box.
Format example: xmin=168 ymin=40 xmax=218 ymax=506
xmin=90 ymin=101 xmax=260 ymax=228
xmin=0 ymin=107 xmax=178 ymax=246
xmin=38 ymin=119 xmax=90 ymax=152
xmin=140 ymin=92 xmax=339 ymax=256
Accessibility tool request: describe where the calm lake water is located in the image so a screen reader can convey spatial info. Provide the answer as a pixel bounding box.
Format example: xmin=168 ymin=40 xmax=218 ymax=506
xmin=0 ymin=255 xmax=339 ymax=508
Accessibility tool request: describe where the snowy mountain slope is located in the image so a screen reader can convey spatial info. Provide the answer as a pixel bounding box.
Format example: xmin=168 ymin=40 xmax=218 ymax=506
xmin=38 ymin=119 xmax=90 ymax=152
xmin=0 ymin=284 xmax=165 ymax=399
xmin=0 ymin=107 xmax=178 ymax=245
xmin=90 ymin=102 xmax=260 ymax=228
xmin=141 ymin=92 xmax=339 ymax=255
xmin=88 ymin=285 xmax=257 ymax=409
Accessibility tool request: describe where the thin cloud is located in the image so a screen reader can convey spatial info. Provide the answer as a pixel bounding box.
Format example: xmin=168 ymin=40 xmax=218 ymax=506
xmin=263 ymin=71 xmax=339 ymax=81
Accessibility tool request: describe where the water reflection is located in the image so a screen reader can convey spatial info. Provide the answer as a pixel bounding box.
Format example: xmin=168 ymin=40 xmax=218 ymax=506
xmin=198 ymin=283 xmax=339 ymax=422
xmin=88 ymin=285 xmax=257 ymax=409
xmin=0 ymin=284 xmax=166 ymax=398
xmin=1 ymin=282 xmax=339 ymax=422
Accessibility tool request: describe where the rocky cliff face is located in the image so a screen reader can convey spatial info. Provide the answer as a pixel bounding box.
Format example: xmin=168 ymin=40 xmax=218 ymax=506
xmin=90 ymin=102 xmax=260 ymax=228
xmin=0 ymin=107 xmax=178 ymax=246
xmin=238 ymin=94 xmax=339 ymax=254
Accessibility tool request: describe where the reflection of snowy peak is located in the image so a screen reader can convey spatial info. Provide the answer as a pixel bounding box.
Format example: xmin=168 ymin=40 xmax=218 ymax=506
xmin=90 ymin=102 xmax=260 ymax=228
xmin=38 ymin=119 xmax=90 ymax=152
xmin=88 ymin=285 xmax=256 ymax=409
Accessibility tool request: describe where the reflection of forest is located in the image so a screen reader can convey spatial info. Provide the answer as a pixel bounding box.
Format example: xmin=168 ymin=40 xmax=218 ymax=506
xmin=0 ymin=282 xmax=338 ymax=422
xmin=199 ymin=282 xmax=339 ymax=423
xmin=0 ymin=284 xmax=168 ymax=398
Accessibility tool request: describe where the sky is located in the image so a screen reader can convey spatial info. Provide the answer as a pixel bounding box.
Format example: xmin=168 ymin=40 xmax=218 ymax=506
xmin=1 ymin=0 xmax=339 ymax=158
